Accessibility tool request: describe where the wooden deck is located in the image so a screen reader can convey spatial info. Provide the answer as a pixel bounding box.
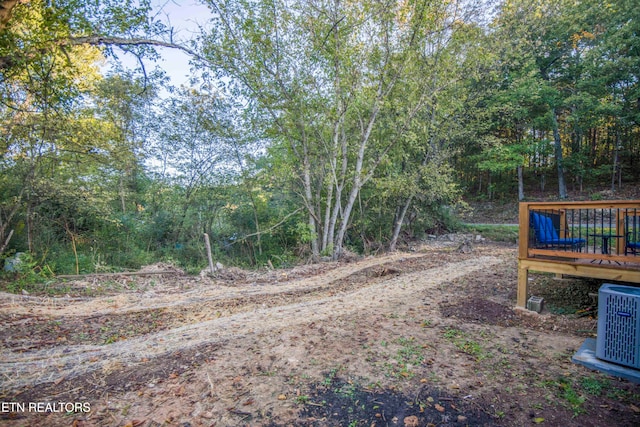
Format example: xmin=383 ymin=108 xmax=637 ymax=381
xmin=517 ymin=200 xmax=640 ymax=308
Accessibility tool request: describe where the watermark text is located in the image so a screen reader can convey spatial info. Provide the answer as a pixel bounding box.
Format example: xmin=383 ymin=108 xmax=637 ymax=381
xmin=1 ymin=401 xmax=90 ymax=413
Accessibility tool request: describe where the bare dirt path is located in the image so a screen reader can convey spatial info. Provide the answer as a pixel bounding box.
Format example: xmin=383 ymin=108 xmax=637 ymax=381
xmin=0 ymin=251 xmax=427 ymax=318
xmin=1 ymin=242 xmax=639 ymax=427
xmin=1 ymin=252 xmax=499 ymax=390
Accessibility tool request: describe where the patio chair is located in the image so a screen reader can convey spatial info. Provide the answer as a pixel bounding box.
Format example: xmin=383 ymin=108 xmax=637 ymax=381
xmin=530 ymin=211 xmax=586 ymax=250
xmin=625 ymin=215 xmax=640 ymax=255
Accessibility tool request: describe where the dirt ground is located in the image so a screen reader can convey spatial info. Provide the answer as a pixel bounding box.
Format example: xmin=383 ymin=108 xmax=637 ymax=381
xmin=1 ymin=238 xmax=639 ymax=427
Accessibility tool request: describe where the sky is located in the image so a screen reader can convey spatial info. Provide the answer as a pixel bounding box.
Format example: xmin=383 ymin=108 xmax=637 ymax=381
xmin=151 ymin=0 xmax=212 ymax=87
xmin=110 ymin=0 xmax=212 ymax=89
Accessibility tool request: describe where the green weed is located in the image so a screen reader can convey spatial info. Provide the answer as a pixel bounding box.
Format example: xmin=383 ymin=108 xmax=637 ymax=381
xmin=295 ymin=395 xmax=310 ymax=404
xmin=384 ymin=336 xmax=424 ymax=379
xmin=443 ymin=327 xmax=488 ymax=360
xmin=579 ymin=375 xmax=609 ymax=396
xmin=541 ymin=377 xmax=586 ymax=417
xmin=322 ymin=367 xmax=340 ymax=387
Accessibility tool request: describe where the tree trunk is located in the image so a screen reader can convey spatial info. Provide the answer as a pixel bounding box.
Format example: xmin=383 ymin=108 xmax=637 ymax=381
xmin=517 ymin=165 xmax=525 ymax=201
xmin=323 ymin=1 xmax=343 ymax=254
xmin=0 ymin=229 xmax=14 ymax=256
xmin=301 ymin=144 xmax=319 ymax=258
xmin=550 ymin=109 xmax=568 ymax=199
xmin=333 ymin=177 xmax=360 ymax=259
xmin=611 ymin=128 xmax=620 ymax=192
xmin=389 ymin=195 xmax=413 ymax=252
xmin=119 ymin=175 xmax=127 ymax=214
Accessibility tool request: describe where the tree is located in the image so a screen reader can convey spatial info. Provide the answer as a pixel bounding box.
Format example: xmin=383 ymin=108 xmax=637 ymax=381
xmin=482 ymin=0 xmax=640 ymax=199
xmin=200 ymin=0 xmax=484 ymax=259
xmin=0 ymin=0 xmax=170 ymax=265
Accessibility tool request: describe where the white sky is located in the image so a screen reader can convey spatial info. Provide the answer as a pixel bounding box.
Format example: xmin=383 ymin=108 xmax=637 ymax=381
xmin=108 ymin=0 xmax=212 ymax=89
xmin=151 ymin=0 xmax=212 ymax=87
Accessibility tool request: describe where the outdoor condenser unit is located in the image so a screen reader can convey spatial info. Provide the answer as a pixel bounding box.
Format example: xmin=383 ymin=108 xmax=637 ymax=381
xmin=596 ymin=284 xmax=640 ymax=369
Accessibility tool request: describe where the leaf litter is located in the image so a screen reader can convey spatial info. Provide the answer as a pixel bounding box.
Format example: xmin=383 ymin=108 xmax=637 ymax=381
xmin=1 ymin=240 xmax=639 ymax=426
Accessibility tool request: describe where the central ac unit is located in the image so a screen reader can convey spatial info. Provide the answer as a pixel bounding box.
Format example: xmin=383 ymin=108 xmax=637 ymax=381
xmin=596 ymin=284 xmax=640 ymax=369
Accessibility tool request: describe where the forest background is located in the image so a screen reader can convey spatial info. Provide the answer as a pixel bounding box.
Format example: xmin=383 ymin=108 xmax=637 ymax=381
xmin=0 ymin=0 xmax=639 ymax=277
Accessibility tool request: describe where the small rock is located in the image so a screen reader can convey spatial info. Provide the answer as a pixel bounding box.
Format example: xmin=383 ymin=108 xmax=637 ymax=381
xmin=21 ymin=289 xmax=29 ymax=295
xmin=277 ymin=394 xmax=287 ymax=400
xmin=457 ymin=415 xmax=467 ymax=423
xmin=404 ymin=415 xmax=419 ymax=427
xmin=191 ymin=402 xmax=203 ymax=418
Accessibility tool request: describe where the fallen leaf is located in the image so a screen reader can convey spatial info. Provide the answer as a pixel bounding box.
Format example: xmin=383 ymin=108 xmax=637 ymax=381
xmin=631 ymin=404 xmax=640 ymax=413
xmin=533 ymin=417 xmax=545 ymax=424
xmin=278 ymin=394 xmax=287 ymax=400
xmin=403 ymin=415 xmax=419 ymax=427
xmin=435 ymin=403 xmax=445 ymax=412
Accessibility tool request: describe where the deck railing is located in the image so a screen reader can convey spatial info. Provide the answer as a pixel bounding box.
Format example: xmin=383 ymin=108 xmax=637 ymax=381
xmin=517 ymin=200 xmax=640 ymax=308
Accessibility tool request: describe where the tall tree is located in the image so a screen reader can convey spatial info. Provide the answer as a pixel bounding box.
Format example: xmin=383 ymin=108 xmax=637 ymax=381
xmin=201 ymin=0 xmax=483 ymax=259
xmin=0 ymin=0 xmax=165 ymax=261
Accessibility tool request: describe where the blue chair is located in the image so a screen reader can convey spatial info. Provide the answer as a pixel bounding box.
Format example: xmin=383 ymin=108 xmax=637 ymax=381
xmin=625 ymin=215 xmax=640 ymax=255
xmin=530 ymin=211 xmax=585 ymax=250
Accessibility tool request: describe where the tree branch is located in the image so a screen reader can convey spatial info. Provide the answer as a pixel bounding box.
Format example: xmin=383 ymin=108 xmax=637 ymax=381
xmin=68 ymin=36 xmax=201 ymax=59
xmin=236 ymin=208 xmax=304 ymax=242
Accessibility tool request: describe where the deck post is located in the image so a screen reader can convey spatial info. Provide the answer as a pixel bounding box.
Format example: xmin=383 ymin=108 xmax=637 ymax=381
xmin=517 ymin=260 xmax=528 ymax=308
xmin=517 ymin=202 xmax=531 ymax=308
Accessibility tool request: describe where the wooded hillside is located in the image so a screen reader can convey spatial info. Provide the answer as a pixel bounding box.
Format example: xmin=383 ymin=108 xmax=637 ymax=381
xmin=1 ymin=0 xmax=638 ymax=275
